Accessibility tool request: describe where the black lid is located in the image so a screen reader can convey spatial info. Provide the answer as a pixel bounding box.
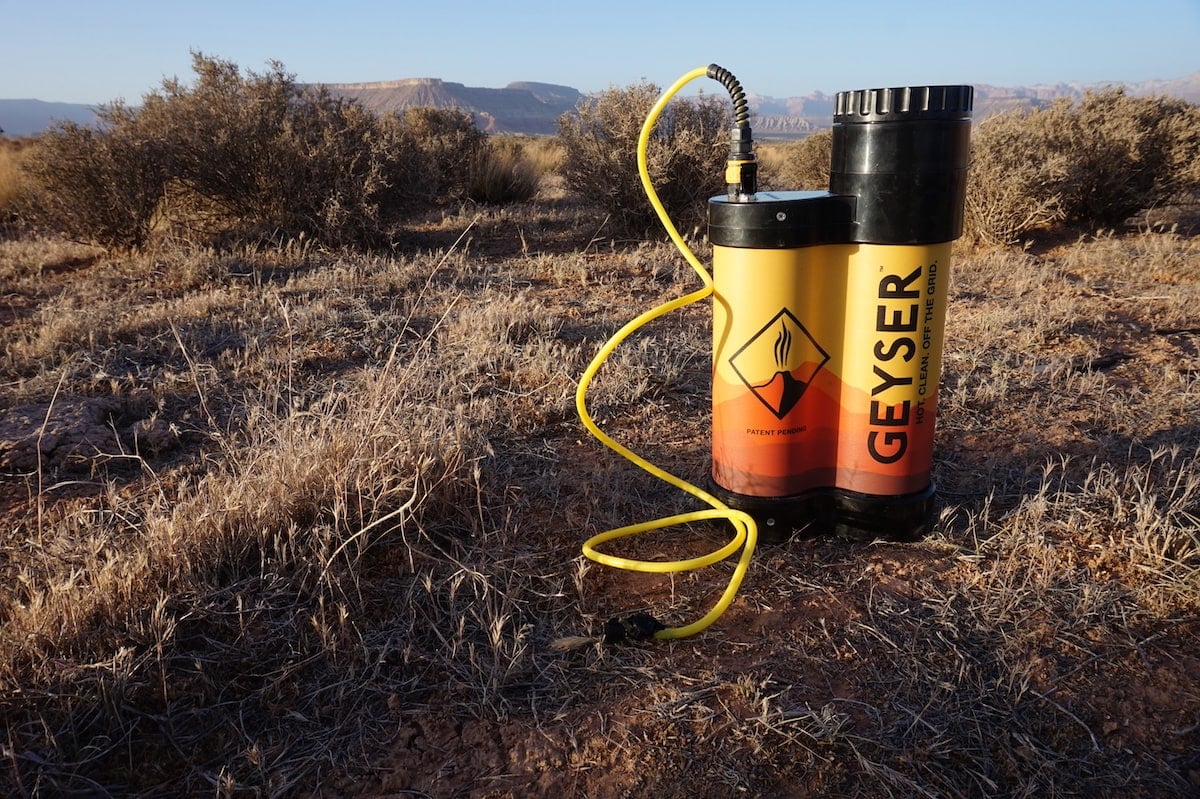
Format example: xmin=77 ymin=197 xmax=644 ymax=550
xmin=708 ymin=191 xmax=855 ymax=249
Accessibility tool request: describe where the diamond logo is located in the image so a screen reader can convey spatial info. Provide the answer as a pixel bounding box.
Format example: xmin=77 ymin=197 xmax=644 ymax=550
xmin=728 ymin=309 xmax=829 ymax=419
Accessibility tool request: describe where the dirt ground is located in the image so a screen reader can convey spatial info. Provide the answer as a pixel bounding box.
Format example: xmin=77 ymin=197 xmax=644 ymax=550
xmin=3 ymin=220 xmax=1200 ymax=798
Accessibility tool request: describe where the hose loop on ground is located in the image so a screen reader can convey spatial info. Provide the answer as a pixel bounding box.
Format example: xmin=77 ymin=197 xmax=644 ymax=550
xmin=574 ymin=65 xmax=759 ymax=642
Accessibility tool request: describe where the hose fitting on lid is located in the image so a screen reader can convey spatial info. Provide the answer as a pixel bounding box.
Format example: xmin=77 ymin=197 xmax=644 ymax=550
xmin=707 ymin=64 xmax=757 ymax=201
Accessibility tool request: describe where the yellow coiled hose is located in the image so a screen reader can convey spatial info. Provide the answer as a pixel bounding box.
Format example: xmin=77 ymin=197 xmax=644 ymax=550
xmin=575 ymin=66 xmax=759 ymax=640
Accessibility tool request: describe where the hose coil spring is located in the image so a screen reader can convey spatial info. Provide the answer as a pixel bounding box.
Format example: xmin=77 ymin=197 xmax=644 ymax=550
xmin=707 ymin=64 xmax=751 ymax=127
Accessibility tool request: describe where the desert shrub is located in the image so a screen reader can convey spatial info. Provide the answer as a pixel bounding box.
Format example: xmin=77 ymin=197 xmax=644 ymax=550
xmin=17 ymin=53 xmax=523 ymax=251
xmin=19 ymin=104 xmax=169 ymax=251
xmin=135 ymin=53 xmax=397 ymax=246
xmin=468 ymin=138 xmax=541 ymax=204
xmin=965 ymin=89 xmax=1200 ymax=245
xmin=0 ymin=138 xmax=30 ymax=223
xmin=557 ymin=81 xmax=729 ymax=235
xmin=770 ymin=130 xmax=833 ymax=191
xmin=369 ymin=108 xmax=506 ymax=210
xmin=367 ymin=111 xmax=445 ymax=212
xmin=1056 ymin=90 xmax=1200 ymax=225
xmin=963 ymin=110 xmax=1068 ymax=246
xmin=396 ymin=107 xmax=489 ymax=201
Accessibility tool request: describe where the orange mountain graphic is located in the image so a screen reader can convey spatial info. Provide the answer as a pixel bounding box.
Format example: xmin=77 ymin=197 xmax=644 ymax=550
xmin=751 ymin=369 xmax=813 ymax=419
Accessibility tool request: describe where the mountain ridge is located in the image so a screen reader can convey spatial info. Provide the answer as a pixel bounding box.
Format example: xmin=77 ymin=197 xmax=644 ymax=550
xmin=0 ymin=99 xmax=100 ymax=137
xmin=4 ymin=71 xmax=1198 ymax=138
xmin=321 ymin=78 xmax=583 ymax=135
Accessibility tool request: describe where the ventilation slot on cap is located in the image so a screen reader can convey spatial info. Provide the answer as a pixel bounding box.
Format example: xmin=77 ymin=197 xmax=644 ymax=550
xmin=835 ymin=85 xmax=974 ymax=122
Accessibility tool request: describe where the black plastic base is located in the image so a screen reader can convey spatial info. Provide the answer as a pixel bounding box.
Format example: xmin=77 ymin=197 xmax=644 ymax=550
xmin=712 ymin=482 xmax=937 ymax=544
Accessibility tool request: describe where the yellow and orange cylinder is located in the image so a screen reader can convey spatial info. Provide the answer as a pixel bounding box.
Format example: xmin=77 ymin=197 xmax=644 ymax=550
xmin=708 ymin=86 xmax=973 ymax=541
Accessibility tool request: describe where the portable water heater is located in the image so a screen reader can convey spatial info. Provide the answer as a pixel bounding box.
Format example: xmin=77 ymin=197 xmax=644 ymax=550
xmin=709 ymin=84 xmax=974 ymax=542
xmin=570 ymin=67 xmax=973 ymax=643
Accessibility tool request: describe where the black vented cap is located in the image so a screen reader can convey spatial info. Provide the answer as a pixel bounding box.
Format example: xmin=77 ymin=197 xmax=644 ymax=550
xmin=830 ymin=85 xmax=973 ymax=244
xmin=834 ymin=85 xmax=974 ymax=123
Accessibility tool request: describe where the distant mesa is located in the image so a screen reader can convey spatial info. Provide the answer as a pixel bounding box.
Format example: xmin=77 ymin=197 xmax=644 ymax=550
xmin=4 ymin=71 xmax=1199 ymax=138
xmin=0 ymin=99 xmax=99 ymax=137
xmin=320 ymin=78 xmax=584 ymax=135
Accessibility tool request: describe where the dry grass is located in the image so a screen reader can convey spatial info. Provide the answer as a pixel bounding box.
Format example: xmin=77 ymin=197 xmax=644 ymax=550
xmin=509 ymin=135 xmax=564 ymax=177
xmin=0 ymin=138 xmax=32 ymax=218
xmin=755 ymin=133 xmax=833 ymax=192
xmin=1 ymin=192 xmax=1199 ymax=797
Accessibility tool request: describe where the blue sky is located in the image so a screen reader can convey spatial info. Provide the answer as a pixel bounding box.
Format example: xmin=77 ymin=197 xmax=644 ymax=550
xmin=2 ymin=0 xmax=1198 ymax=104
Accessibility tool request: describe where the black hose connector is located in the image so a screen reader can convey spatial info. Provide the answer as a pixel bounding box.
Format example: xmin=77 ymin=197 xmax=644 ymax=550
xmin=603 ymin=612 xmax=666 ymax=644
xmin=707 ymin=64 xmax=757 ymax=200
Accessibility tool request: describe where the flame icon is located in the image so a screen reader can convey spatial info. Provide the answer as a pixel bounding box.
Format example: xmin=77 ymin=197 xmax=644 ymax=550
xmin=775 ymin=323 xmax=791 ymax=370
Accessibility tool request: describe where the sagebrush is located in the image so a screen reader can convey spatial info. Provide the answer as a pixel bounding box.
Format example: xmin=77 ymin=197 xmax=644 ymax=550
xmin=13 ymin=61 xmax=1200 ymax=253
xmin=766 ymin=129 xmax=832 ymax=191
xmin=14 ymin=53 xmax=542 ymax=251
xmin=556 ymin=81 xmax=730 ymax=236
xmin=964 ymin=88 xmax=1200 ymax=244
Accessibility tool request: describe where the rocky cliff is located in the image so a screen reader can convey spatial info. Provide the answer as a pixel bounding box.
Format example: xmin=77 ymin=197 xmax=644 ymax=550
xmin=322 ymin=78 xmax=582 ymax=135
